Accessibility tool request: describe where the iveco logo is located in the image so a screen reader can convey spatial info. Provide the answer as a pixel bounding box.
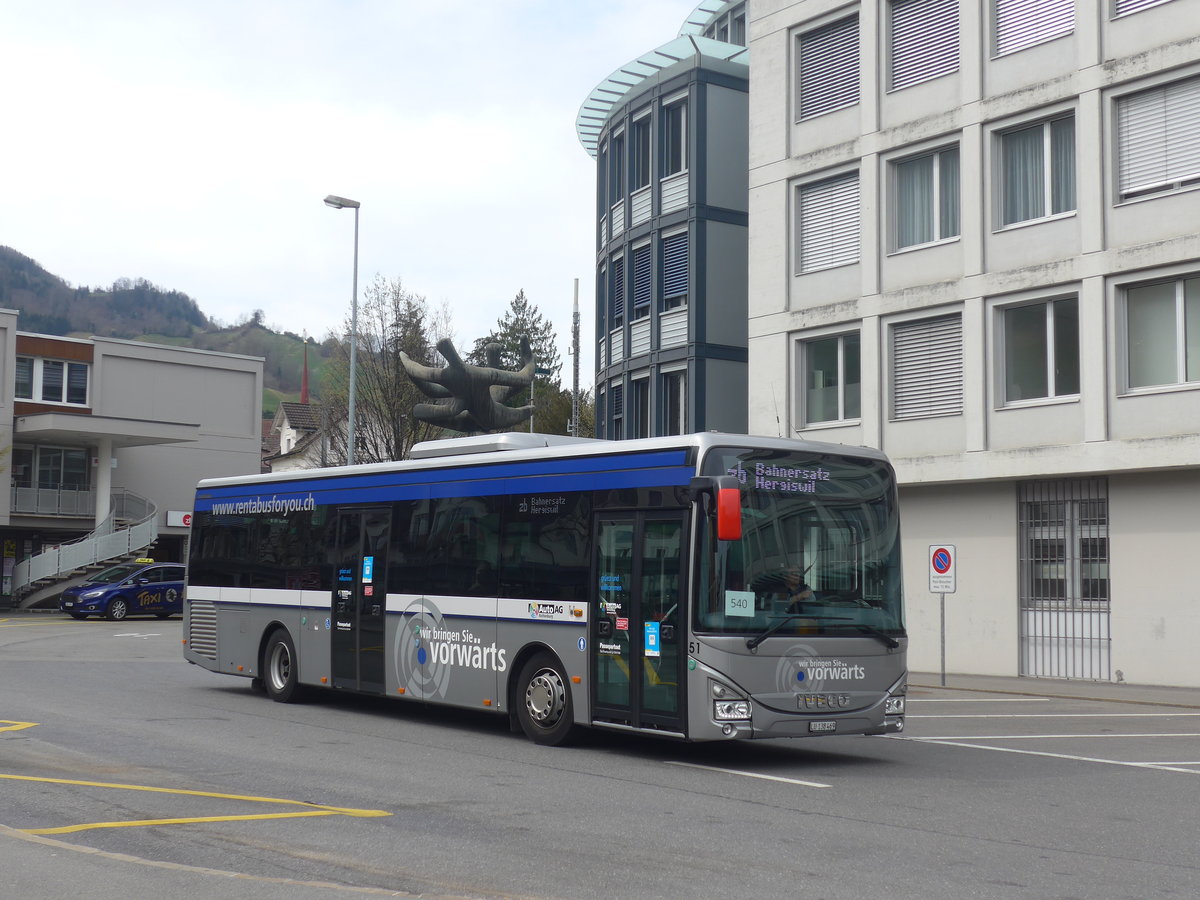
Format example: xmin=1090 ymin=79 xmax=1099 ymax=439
xmin=799 ymin=693 xmax=851 ymax=710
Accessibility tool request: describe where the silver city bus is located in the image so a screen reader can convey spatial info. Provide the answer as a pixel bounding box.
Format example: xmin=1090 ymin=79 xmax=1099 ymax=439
xmin=183 ymin=432 xmax=906 ymax=745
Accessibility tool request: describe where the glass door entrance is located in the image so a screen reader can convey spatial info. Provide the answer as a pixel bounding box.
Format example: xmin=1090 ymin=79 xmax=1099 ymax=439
xmin=592 ymin=513 xmax=685 ymax=732
xmin=331 ymin=507 xmax=391 ymax=693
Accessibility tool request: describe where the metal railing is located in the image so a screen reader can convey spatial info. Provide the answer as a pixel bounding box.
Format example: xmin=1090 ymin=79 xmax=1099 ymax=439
xmin=11 ymin=489 xmax=159 ymax=598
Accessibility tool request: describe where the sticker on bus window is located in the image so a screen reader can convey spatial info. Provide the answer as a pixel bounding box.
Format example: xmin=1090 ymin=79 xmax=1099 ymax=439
xmin=725 ymin=590 xmax=754 ymax=617
xmin=644 ymin=621 xmax=661 ymax=657
xmin=362 ymin=556 xmax=375 ymax=583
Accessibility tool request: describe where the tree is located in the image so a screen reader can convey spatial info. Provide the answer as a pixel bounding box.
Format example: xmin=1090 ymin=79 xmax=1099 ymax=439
xmin=319 ymin=275 xmax=453 ymax=464
xmin=468 ymin=289 xmax=569 ymax=434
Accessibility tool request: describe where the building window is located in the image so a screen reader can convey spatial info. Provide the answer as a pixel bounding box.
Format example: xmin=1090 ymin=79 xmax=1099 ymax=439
xmin=889 ymin=0 xmax=959 ymax=90
xmin=663 ymin=99 xmax=687 ymax=176
xmin=35 ymin=446 xmax=90 ymax=490
xmin=994 ymin=0 xmax=1073 ymax=56
xmin=797 ymin=15 xmax=859 ymax=120
xmin=1116 ymin=77 xmax=1200 ymax=201
xmin=1019 ymin=479 xmax=1109 ymax=606
xmin=703 ymin=2 xmax=747 ymax=47
xmin=610 ymin=382 xmax=624 ymax=440
xmin=632 ymin=378 xmax=650 ymax=439
xmin=797 ymin=172 xmax=860 ymax=272
xmin=998 ymin=115 xmax=1075 ymax=226
xmin=661 ymin=370 xmax=686 ymax=436
xmin=1113 ymin=0 xmax=1174 ymax=15
xmin=891 ymin=314 xmax=963 ymax=419
xmin=610 ymin=254 xmax=625 ymax=326
xmin=662 ymin=232 xmax=688 ymax=309
xmin=631 ymin=114 xmax=651 ymax=192
xmin=893 ymin=146 xmax=960 ymax=249
xmin=1002 ymin=297 xmax=1079 ymax=403
xmin=610 ymin=131 xmax=625 ymax=204
xmin=1124 ymin=276 xmax=1200 ymax=389
xmin=631 ymin=245 xmax=652 ymax=320
xmin=803 ymin=333 xmax=861 ymax=424
xmin=16 ymin=356 xmax=90 ymax=406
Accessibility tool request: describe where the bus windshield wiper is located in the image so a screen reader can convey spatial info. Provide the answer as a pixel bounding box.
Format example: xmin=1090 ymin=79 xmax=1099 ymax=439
xmin=820 ymin=622 xmax=901 ymax=649
xmin=745 ymin=614 xmax=852 ymax=650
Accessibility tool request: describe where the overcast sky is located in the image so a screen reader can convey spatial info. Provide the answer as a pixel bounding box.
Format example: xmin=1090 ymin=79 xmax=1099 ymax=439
xmin=2 ymin=0 xmax=699 ymax=383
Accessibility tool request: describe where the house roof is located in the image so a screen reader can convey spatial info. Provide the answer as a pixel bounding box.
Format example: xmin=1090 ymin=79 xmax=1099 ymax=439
xmin=275 ymin=401 xmax=322 ymax=432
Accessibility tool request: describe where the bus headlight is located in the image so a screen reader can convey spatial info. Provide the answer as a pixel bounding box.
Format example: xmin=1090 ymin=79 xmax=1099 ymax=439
xmin=714 ymin=700 xmax=751 ymax=721
xmin=885 ymin=696 xmax=905 ymax=715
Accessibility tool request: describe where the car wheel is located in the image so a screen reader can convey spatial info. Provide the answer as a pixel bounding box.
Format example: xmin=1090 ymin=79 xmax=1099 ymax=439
xmin=263 ymin=629 xmax=301 ymax=703
xmin=107 ymin=598 xmax=129 ymax=621
xmin=68 ymin=612 xmax=87 ymax=620
xmin=515 ymin=652 xmax=575 ymax=746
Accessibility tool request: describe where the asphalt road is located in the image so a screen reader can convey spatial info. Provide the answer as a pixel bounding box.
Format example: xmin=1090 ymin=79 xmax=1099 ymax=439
xmin=2 ymin=612 xmax=1198 ymax=899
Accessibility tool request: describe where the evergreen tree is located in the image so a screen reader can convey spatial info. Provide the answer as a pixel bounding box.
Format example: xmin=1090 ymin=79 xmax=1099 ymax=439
xmin=468 ymin=289 xmax=570 ymax=434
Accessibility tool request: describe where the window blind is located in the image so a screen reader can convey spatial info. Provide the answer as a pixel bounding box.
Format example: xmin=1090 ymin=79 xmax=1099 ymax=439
xmin=799 ymin=15 xmax=859 ymax=119
xmin=798 ymin=173 xmax=860 ymax=272
xmin=891 ymin=314 xmax=963 ymax=419
xmin=662 ymin=232 xmax=688 ymax=301
xmin=1117 ymin=77 xmax=1200 ymax=198
xmin=994 ymin=0 xmax=1073 ymax=56
xmin=891 ymin=0 xmax=959 ymax=90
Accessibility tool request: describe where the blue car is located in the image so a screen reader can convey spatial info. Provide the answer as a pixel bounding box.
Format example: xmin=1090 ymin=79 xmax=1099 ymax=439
xmin=59 ymin=559 xmax=186 ymax=621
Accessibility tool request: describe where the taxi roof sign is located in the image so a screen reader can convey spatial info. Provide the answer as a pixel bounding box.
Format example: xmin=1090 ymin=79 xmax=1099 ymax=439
xmin=134 ymin=558 xmax=156 ymax=564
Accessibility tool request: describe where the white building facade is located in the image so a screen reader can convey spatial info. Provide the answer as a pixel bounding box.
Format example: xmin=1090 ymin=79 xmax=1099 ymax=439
xmin=747 ymin=0 xmax=1200 ymax=686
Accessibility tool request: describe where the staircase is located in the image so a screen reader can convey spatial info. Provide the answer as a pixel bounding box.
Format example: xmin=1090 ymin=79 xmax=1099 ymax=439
xmin=12 ymin=490 xmax=160 ymax=610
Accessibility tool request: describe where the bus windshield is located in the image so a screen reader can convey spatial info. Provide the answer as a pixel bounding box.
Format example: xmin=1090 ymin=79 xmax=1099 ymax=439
xmin=697 ymin=446 xmax=904 ymax=639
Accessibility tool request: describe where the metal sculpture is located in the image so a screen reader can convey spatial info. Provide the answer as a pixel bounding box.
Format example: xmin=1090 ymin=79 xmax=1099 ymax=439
xmin=400 ymin=336 xmax=534 ymax=433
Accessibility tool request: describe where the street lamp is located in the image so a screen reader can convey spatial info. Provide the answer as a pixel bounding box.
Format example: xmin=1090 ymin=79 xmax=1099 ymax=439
xmin=324 ymin=194 xmax=360 ymax=465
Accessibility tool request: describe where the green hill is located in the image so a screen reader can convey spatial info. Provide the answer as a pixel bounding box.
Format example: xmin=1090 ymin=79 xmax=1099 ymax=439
xmin=0 ymin=246 xmax=328 ymax=411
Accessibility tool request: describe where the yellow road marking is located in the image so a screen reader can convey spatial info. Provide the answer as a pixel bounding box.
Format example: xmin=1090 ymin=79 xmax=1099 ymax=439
xmin=27 ymin=809 xmax=348 ymax=835
xmin=0 ymin=721 xmax=38 ymax=732
xmin=1 ymin=773 xmax=390 ymax=834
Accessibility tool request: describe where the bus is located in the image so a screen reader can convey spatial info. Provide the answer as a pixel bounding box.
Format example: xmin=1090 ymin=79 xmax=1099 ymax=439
xmin=183 ymin=431 xmax=906 ymax=745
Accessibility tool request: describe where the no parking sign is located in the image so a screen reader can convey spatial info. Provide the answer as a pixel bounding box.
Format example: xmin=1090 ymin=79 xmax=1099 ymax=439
xmin=929 ymin=545 xmax=956 ymax=594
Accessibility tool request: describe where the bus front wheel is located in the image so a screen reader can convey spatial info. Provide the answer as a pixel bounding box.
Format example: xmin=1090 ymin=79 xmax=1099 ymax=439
xmin=263 ymin=630 xmax=301 ymax=703
xmin=516 ymin=653 xmax=575 ymax=746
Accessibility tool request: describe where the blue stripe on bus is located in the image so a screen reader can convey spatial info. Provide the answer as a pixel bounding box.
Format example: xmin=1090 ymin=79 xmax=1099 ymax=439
xmin=197 ymin=449 xmax=686 ymax=500
xmin=194 ymin=451 xmax=693 ymax=512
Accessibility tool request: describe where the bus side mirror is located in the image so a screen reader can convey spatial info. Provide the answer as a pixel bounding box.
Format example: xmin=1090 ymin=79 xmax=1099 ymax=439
xmin=716 ymin=486 xmax=742 ymax=541
xmin=691 ymin=476 xmax=742 ymax=542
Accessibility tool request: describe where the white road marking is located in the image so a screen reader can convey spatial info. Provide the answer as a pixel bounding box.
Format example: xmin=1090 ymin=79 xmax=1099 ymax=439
xmin=666 ymin=761 xmax=831 ymax=788
xmin=905 ymin=733 xmax=1200 ymax=740
xmin=893 ymin=737 xmax=1200 ymax=774
xmin=910 ymin=712 xmax=1200 ymax=719
xmin=909 ymin=697 xmax=1051 ymax=702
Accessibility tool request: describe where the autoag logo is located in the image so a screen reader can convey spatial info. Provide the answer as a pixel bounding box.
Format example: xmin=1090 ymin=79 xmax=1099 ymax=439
xmin=528 ymin=602 xmax=564 ymax=620
xmin=775 ymin=643 xmax=867 ymax=692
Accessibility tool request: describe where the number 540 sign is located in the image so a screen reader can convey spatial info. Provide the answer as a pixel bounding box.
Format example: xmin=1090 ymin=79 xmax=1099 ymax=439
xmin=929 ymin=545 xmax=956 ymax=594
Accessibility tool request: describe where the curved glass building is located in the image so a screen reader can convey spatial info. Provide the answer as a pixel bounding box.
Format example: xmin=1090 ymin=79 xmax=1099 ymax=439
xmin=577 ymin=2 xmax=749 ymax=438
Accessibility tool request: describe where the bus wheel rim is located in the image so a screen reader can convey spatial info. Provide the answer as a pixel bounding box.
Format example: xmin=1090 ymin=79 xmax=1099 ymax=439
xmin=526 ymin=668 xmax=565 ymax=727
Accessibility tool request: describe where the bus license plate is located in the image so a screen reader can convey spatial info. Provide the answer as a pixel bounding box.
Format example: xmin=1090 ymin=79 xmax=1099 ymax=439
xmin=809 ymin=721 xmax=837 ymax=733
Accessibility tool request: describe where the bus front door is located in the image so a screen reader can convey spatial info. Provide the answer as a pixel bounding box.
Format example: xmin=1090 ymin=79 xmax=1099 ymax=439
xmin=592 ymin=513 xmax=685 ymax=734
xmin=331 ymin=507 xmax=391 ymax=694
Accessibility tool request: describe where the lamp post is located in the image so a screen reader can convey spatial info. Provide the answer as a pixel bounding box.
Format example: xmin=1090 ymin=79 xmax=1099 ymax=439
xmin=324 ymin=194 xmax=360 ymax=465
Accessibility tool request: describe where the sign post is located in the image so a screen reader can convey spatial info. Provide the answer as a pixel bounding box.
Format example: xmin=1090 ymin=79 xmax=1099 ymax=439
xmin=929 ymin=545 xmax=957 ymax=686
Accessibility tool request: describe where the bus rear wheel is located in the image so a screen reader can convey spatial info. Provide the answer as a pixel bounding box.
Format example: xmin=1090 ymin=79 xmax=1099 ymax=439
xmin=263 ymin=629 xmax=301 ymax=703
xmin=516 ymin=653 xmax=575 ymax=746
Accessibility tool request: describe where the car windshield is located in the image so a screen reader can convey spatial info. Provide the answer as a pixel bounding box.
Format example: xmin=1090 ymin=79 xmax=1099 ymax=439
xmin=695 ymin=446 xmax=904 ymax=638
xmin=86 ymin=563 xmax=147 ymax=585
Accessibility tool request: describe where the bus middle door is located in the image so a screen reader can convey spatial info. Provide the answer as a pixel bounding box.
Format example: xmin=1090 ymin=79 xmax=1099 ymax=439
xmin=592 ymin=512 xmax=685 ymax=734
xmin=331 ymin=507 xmax=391 ymax=694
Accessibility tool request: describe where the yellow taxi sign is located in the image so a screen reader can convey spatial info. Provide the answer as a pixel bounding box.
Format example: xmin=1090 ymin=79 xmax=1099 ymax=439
xmin=134 ymin=558 xmax=155 ymax=564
